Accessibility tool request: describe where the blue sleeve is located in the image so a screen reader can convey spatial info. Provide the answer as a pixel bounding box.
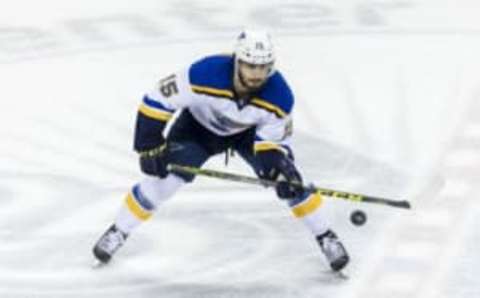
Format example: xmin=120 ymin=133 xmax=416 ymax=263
xmin=133 ymin=110 xmax=167 ymax=152
xmin=134 ymin=95 xmax=174 ymax=152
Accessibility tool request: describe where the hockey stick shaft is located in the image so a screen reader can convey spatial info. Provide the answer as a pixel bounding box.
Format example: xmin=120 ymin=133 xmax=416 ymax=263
xmin=167 ymin=164 xmax=411 ymax=209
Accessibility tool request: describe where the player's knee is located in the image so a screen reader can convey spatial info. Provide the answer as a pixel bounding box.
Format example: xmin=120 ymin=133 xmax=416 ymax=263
xmin=170 ymin=172 xmax=196 ymax=183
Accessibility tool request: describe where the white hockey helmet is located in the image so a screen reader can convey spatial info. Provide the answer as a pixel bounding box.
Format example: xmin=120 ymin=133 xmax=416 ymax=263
xmin=234 ymin=30 xmax=275 ymax=66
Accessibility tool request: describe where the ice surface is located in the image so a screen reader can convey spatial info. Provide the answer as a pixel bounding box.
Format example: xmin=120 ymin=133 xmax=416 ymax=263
xmin=0 ymin=1 xmax=479 ymax=297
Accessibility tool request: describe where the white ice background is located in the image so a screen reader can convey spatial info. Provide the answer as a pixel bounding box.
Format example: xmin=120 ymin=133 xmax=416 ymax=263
xmin=0 ymin=1 xmax=479 ymax=297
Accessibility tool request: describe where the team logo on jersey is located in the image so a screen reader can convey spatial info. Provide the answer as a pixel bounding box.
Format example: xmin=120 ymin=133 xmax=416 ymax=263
xmin=209 ymin=109 xmax=252 ymax=132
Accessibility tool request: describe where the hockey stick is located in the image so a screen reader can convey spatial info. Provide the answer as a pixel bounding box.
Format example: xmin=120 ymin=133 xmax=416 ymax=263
xmin=167 ymin=164 xmax=412 ymax=209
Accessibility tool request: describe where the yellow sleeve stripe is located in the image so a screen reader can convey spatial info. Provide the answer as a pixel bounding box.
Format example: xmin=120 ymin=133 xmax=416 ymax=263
xmin=139 ymin=103 xmax=173 ymax=122
xmin=254 ymin=142 xmax=286 ymax=154
xmin=125 ymin=193 xmax=153 ymax=221
xmin=251 ymin=98 xmax=287 ymax=118
xmin=291 ymin=192 xmax=323 ymax=218
xmin=191 ymin=85 xmax=234 ymax=98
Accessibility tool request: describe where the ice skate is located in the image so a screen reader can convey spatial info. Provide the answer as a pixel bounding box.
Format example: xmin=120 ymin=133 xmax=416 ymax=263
xmin=92 ymin=224 xmax=128 ymax=265
xmin=316 ymin=230 xmax=349 ymax=272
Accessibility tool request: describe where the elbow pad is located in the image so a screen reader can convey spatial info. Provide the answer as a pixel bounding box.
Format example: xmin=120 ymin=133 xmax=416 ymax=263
xmin=133 ymin=111 xmax=167 ymax=152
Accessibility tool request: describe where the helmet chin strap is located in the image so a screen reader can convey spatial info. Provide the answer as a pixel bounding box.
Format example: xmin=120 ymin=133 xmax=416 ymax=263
xmin=238 ymin=70 xmax=250 ymax=90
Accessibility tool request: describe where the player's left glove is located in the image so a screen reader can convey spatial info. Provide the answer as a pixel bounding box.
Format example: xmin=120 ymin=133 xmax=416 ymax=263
xmin=256 ymin=150 xmax=305 ymax=199
xmin=139 ymin=143 xmax=169 ymax=178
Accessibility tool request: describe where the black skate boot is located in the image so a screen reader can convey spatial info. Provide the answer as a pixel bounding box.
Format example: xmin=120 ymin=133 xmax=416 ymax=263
xmin=316 ymin=230 xmax=349 ymax=271
xmin=93 ymin=224 xmax=128 ymax=265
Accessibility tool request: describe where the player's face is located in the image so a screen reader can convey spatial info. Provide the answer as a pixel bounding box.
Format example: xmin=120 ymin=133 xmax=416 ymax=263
xmin=237 ymin=60 xmax=272 ymax=90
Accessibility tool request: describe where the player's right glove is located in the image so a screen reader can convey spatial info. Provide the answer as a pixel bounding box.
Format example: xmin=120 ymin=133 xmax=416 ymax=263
xmin=138 ymin=142 xmax=169 ymax=178
xmin=256 ymin=150 xmax=305 ymax=199
xmin=134 ymin=108 xmax=170 ymax=178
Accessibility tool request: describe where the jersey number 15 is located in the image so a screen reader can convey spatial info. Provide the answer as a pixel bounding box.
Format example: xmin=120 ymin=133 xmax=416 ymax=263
xmin=159 ymin=74 xmax=179 ymax=98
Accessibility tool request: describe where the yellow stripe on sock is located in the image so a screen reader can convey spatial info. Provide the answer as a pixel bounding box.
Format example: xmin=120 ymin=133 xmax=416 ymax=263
xmin=291 ymin=192 xmax=323 ymax=218
xmin=125 ymin=193 xmax=152 ymax=221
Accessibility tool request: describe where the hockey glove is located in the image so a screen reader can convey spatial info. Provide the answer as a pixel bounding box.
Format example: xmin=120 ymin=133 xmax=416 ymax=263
xmin=139 ymin=142 xmax=169 ymax=178
xmin=256 ymin=150 xmax=305 ymax=199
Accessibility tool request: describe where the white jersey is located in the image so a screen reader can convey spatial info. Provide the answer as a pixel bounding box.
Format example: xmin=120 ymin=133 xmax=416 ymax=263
xmin=139 ymin=54 xmax=295 ymax=154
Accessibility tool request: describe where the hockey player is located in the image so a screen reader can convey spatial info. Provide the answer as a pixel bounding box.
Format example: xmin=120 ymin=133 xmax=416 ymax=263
xmin=92 ymin=30 xmax=349 ymax=272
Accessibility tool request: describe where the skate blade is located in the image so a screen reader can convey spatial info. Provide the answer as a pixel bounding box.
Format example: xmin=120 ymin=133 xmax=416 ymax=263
xmin=333 ymin=270 xmax=349 ymax=280
xmin=91 ymin=259 xmax=108 ymax=269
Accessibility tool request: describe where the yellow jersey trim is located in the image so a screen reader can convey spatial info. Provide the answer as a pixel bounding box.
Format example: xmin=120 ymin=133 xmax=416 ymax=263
xmin=254 ymin=142 xmax=287 ymax=154
xmin=251 ymin=97 xmax=287 ymax=118
xmin=191 ymin=85 xmax=234 ymax=98
xmin=190 ymin=85 xmax=288 ymax=118
xmin=139 ymin=104 xmax=172 ymax=122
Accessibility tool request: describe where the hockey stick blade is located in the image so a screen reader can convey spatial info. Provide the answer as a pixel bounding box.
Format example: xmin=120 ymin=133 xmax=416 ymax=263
xmin=168 ymin=164 xmax=412 ymax=209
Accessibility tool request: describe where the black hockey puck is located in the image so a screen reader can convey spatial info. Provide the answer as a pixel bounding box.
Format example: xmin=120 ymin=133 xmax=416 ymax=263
xmin=350 ymin=209 xmax=367 ymax=226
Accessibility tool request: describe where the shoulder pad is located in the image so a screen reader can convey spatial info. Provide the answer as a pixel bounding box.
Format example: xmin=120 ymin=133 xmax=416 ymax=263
xmin=253 ymin=71 xmax=294 ymax=118
xmin=188 ymin=54 xmax=234 ymax=91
